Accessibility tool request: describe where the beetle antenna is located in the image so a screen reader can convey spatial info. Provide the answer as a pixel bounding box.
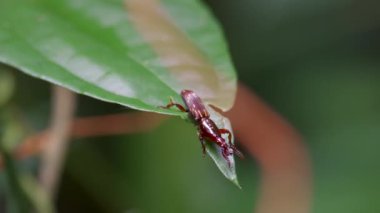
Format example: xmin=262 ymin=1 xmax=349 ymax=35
xmin=231 ymin=145 xmax=244 ymax=159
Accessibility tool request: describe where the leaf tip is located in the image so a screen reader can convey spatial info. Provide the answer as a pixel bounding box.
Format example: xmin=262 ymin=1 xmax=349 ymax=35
xmin=231 ymin=177 xmax=242 ymax=189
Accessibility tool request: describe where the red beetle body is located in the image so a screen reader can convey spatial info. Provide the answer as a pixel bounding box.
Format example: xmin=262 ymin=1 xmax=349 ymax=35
xmin=180 ymin=90 xmax=209 ymax=121
xmin=161 ymin=90 xmax=243 ymax=166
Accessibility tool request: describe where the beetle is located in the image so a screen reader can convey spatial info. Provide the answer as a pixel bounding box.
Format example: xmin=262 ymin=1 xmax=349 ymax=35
xmin=161 ymin=90 xmax=243 ymax=167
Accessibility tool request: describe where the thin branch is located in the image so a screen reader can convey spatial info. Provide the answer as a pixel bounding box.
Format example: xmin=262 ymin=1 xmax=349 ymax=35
xmin=0 ymin=112 xmax=167 ymax=168
xmin=71 ymin=111 xmax=167 ymax=138
xmin=39 ymin=86 xmax=76 ymax=198
xmin=226 ymin=84 xmax=312 ymax=213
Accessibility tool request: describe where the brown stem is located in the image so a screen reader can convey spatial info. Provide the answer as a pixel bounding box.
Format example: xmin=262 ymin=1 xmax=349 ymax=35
xmin=226 ymin=84 xmax=312 ymax=213
xmin=71 ymin=112 xmax=167 ymax=138
xmin=7 ymin=112 xmax=167 ymax=166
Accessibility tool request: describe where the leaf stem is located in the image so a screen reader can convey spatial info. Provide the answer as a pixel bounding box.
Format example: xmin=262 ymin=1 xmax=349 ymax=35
xmin=226 ymin=84 xmax=312 ymax=213
xmin=39 ymin=86 xmax=76 ymax=198
xmin=0 ymin=112 xmax=166 ymax=170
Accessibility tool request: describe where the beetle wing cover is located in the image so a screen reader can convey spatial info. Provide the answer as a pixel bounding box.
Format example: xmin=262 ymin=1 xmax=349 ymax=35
xmin=181 ymin=90 xmax=209 ymax=120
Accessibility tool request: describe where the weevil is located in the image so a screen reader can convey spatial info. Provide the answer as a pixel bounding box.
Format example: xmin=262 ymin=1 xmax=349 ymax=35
xmin=161 ymin=90 xmax=243 ymax=167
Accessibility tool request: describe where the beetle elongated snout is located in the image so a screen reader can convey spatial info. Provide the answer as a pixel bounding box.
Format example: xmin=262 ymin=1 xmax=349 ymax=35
xmin=216 ymin=137 xmax=226 ymax=147
xmin=217 ymin=138 xmax=232 ymax=155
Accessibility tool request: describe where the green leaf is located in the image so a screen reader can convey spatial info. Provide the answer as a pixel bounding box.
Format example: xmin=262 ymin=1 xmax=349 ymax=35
xmin=0 ymin=0 xmax=236 ymax=114
xmin=0 ymin=0 xmax=239 ymax=184
xmin=204 ymin=106 xmax=241 ymax=188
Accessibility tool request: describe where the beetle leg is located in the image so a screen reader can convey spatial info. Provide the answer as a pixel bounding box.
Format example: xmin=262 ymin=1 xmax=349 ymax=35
xmin=160 ymin=97 xmax=188 ymax=112
xmin=219 ymin=128 xmax=232 ymax=145
xmin=221 ymin=145 xmax=232 ymax=168
xmin=199 ymin=127 xmax=233 ymax=167
xmin=219 ymin=128 xmax=244 ymax=159
xmin=197 ymin=130 xmax=206 ymax=157
xmin=231 ymin=146 xmax=244 ymax=159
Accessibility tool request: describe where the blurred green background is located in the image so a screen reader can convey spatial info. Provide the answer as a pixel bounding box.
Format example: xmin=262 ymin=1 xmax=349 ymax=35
xmin=1 ymin=0 xmax=380 ymax=212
